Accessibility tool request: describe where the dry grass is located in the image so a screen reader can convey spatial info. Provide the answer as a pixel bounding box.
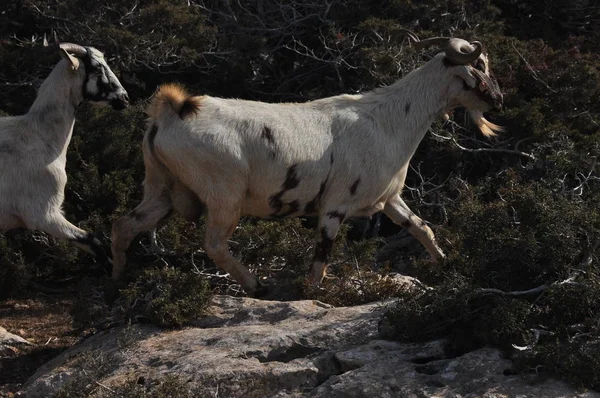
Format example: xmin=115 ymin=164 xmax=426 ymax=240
xmin=0 ymin=295 xmax=79 ymax=396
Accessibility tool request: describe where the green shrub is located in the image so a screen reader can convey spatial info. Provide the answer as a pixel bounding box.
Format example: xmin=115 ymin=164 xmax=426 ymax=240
xmin=384 ymin=174 xmax=600 ymax=387
xmin=119 ymin=267 xmax=212 ymax=328
xmin=101 ymin=375 xmax=201 ymax=398
xmin=0 ymin=236 xmax=30 ymax=298
xmin=54 ymin=351 xmax=112 ymax=398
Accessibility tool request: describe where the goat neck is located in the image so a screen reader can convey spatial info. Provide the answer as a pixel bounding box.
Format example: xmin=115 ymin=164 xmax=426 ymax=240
xmin=27 ymin=59 xmax=82 ymax=157
xmin=363 ymin=58 xmax=452 ymax=158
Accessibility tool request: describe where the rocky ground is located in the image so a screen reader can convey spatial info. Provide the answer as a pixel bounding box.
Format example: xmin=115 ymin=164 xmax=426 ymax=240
xmin=14 ymin=295 xmax=599 ymax=398
xmin=0 ymin=296 xmax=79 ymax=397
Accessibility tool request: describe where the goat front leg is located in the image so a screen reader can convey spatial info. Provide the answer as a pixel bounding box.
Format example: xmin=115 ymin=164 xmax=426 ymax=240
xmin=384 ymin=194 xmax=445 ymax=260
xmin=308 ymin=209 xmax=346 ymax=284
xmin=32 ymin=212 xmax=111 ymax=267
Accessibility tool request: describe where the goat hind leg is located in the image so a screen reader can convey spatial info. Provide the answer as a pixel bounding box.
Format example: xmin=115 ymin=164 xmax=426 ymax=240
xmin=148 ymin=181 xmax=206 ymax=256
xmin=203 ymin=207 xmax=262 ymax=296
xmin=384 ymin=195 xmax=445 ymax=260
xmin=111 ymin=194 xmax=173 ymax=279
xmin=308 ymin=209 xmax=346 ymax=284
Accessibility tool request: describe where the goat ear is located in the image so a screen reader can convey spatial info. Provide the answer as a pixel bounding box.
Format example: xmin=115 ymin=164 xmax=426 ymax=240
xmin=453 ymin=67 xmax=477 ymax=89
xmin=59 ymin=48 xmax=80 ymax=71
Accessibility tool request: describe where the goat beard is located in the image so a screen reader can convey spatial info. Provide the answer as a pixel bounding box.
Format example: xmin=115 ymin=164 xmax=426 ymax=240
xmin=469 ymin=109 xmax=504 ymax=137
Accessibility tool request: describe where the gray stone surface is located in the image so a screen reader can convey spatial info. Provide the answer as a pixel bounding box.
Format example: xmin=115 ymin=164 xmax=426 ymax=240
xmin=18 ymin=296 xmax=600 ymax=398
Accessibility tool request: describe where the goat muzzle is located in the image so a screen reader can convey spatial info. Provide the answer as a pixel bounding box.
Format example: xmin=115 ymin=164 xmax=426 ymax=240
xmin=111 ymin=92 xmax=130 ymax=110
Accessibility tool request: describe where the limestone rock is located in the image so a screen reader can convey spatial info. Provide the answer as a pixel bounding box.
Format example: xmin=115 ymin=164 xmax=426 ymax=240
xmin=311 ymin=347 xmax=599 ymax=398
xmin=18 ymin=296 xmax=600 ymax=398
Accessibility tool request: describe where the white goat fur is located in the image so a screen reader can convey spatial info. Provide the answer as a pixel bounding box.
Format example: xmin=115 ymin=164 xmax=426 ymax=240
xmin=112 ymin=49 xmax=502 ymax=295
xmin=0 ymin=46 xmax=128 ymax=261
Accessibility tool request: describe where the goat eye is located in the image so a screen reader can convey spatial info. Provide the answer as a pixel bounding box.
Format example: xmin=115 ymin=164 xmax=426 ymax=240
xmin=475 ymin=61 xmax=486 ymax=72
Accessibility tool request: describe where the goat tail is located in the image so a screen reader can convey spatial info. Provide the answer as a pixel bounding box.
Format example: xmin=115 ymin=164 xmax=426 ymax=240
xmin=146 ymin=83 xmax=202 ymax=123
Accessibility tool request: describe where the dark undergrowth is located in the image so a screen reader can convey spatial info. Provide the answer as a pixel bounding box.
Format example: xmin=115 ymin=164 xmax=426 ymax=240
xmin=0 ymin=0 xmax=599 ymax=392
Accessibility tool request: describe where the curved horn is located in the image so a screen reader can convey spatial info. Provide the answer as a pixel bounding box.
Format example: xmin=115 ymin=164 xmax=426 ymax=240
xmin=399 ymin=29 xmax=420 ymax=44
xmin=411 ymin=36 xmax=450 ymax=52
xmin=59 ymin=43 xmax=87 ymax=57
xmin=405 ymin=34 xmax=482 ymax=65
xmin=444 ymin=39 xmax=482 ymax=65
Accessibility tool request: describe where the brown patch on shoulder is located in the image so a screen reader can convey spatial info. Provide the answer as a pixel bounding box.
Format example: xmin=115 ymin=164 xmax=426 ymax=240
xmin=179 ymin=96 xmax=203 ymax=120
xmin=147 ymin=83 xmax=203 ymax=121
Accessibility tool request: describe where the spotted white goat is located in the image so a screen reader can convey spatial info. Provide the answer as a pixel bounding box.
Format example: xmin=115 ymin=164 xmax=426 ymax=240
xmin=0 ymin=41 xmax=129 ymax=264
xmin=111 ymin=31 xmax=503 ymax=296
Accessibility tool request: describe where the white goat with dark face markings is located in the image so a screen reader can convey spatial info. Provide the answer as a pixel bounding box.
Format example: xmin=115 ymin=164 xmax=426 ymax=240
xmin=0 ymin=41 xmax=129 ymax=264
xmin=111 ymin=31 xmax=503 ymax=296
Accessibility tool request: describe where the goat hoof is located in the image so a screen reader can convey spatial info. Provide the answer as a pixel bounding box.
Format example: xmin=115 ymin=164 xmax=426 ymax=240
xmin=252 ymin=281 xmax=270 ymax=299
xmin=104 ymin=257 xmax=114 ymax=276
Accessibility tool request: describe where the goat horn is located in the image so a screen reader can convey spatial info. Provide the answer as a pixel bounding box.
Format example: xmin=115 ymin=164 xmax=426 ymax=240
xmin=445 ymin=39 xmax=482 ymax=64
xmin=410 ymin=36 xmax=482 ymax=65
xmin=411 ymin=36 xmax=449 ymax=52
xmin=399 ymin=29 xmax=420 ymax=44
xmin=59 ymin=43 xmax=87 ymax=57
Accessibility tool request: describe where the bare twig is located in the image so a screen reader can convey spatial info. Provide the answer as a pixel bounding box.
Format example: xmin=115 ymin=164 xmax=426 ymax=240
xmin=451 ymin=137 xmax=536 ymax=160
xmin=476 ymin=273 xmax=582 ymax=297
xmin=94 ymin=380 xmax=116 ymax=394
xmin=511 ymin=43 xmax=557 ymax=93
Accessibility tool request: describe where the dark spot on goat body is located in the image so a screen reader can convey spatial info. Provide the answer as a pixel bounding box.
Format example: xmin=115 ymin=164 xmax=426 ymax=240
xmin=283 ymin=165 xmax=300 ymax=190
xmin=401 ymin=220 xmax=411 ymax=229
xmin=326 ymin=210 xmax=346 ymax=224
xmin=238 ymin=120 xmax=251 ymax=131
xmin=314 ymin=227 xmax=334 ymax=263
xmin=262 ymin=126 xmax=276 ymax=145
xmin=261 ymin=126 xmax=277 ymax=159
xmin=0 ymin=142 xmax=15 ymax=155
xmin=304 ymin=201 xmax=317 ymax=215
xmin=305 ymin=179 xmax=328 ymax=214
xmin=269 ymin=191 xmax=284 ymax=214
xmin=349 ymin=178 xmax=360 ymax=195
xmin=330 ymin=152 xmax=334 ymax=165
xmin=404 ymin=102 xmax=411 ymax=114
xmin=269 ymin=165 xmax=301 ymax=216
xmin=278 ymin=200 xmax=300 ymax=217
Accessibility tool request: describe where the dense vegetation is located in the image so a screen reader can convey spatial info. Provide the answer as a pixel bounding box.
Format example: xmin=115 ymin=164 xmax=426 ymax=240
xmin=1 ymin=0 xmax=599 ymax=391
